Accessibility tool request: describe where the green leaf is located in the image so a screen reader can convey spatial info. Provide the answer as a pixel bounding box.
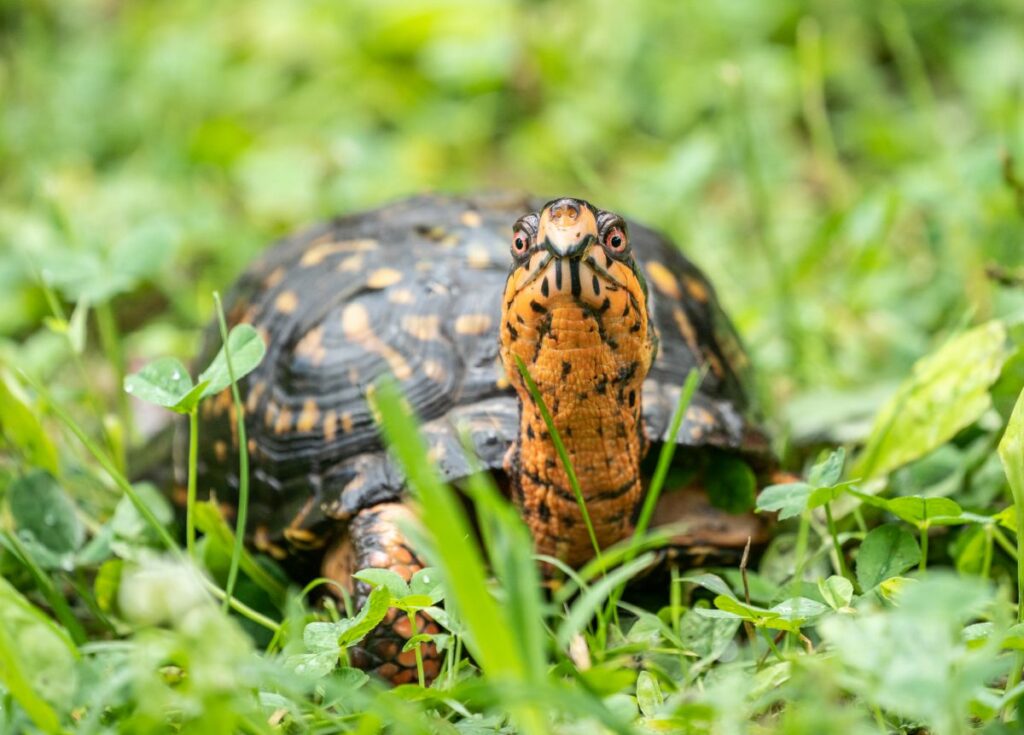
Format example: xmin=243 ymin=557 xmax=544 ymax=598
xmin=853 ymin=320 xmax=1010 ymax=479
xmin=409 ymin=567 xmax=444 ymax=603
xmin=303 ymin=621 xmax=342 ymax=653
xmin=198 ymin=324 xmax=267 ymax=398
xmin=124 ymin=356 xmax=208 ymax=414
xmin=818 ymin=575 xmax=854 ymax=610
xmin=8 ymin=471 xmax=83 ymax=556
xmin=337 ymin=586 xmax=393 ymax=647
xmin=682 ymin=573 xmax=737 ymax=599
xmin=756 ymin=482 xmax=813 ymax=520
xmin=808 ymin=448 xmax=846 ymax=487
xmin=353 ymin=568 xmax=409 ymax=599
xmin=851 ymin=491 xmax=964 ymax=525
xmin=401 ymin=633 xmax=434 ymax=653
xmin=94 ymin=559 xmax=123 ymax=613
xmin=0 ymin=369 xmax=58 ymax=475
xmin=636 ymin=670 xmax=664 ymax=718
xmin=395 ymin=594 xmax=434 ymax=610
xmin=756 ymin=481 xmax=852 ymax=520
xmin=856 ymin=524 xmax=921 ymax=591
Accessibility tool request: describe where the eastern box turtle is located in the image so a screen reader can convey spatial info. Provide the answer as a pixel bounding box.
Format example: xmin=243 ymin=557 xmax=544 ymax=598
xmin=182 ymin=193 xmax=774 ymax=684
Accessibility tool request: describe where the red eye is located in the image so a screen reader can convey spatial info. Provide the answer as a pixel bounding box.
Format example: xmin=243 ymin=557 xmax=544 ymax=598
xmin=512 ymin=231 xmax=529 ymax=255
xmin=604 ymin=227 xmax=627 ymax=253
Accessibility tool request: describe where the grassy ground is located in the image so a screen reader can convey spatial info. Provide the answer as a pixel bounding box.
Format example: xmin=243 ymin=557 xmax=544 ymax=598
xmin=2 ymin=0 xmax=1024 ymax=732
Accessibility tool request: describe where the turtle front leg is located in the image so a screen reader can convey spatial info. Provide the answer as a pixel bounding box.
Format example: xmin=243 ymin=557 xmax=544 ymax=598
xmin=321 ymin=502 xmax=442 ymax=685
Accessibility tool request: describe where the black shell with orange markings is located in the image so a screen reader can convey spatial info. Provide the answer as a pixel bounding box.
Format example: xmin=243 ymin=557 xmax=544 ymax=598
xmin=181 ymin=193 xmax=770 ymax=553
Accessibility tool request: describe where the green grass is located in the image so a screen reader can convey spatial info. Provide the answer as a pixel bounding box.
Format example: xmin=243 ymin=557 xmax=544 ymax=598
xmin=2 ymin=0 xmax=1024 ymax=732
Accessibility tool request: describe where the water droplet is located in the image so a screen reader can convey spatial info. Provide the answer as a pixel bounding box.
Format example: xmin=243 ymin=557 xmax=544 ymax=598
xmin=43 ymin=512 xmax=55 ymax=526
xmin=125 ymin=384 xmax=134 ymax=393
xmin=171 ymin=370 xmax=181 ymax=381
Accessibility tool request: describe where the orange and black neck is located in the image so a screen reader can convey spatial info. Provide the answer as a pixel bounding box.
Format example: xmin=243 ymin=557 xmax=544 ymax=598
xmin=499 ymin=198 xmax=656 ymax=567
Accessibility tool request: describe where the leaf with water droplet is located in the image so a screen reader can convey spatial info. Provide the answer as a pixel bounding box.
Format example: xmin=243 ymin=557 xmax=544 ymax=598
xmin=124 ymin=357 xmax=208 ymax=413
xmin=7 ymin=471 xmax=83 ymax=558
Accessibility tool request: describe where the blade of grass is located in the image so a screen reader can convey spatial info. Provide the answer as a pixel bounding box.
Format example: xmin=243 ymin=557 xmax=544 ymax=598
xmin=513 ymin=355 xmax=601 ymax=563
xmin=556 ymin=551 xmax=656 ymax=649
xmin=213 ymin=292 xmax=250 ymax=613
xmin=604 ymin=368 xmax=701 ymax=621
xmin=457 ymin=431 xmax=547 ymax=682
xmin=371 ymin=377 xmax=548 ymax=735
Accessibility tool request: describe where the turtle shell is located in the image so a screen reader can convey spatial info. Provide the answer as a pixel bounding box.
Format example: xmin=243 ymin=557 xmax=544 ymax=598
xmin=182 ymin=193 xmax=771 ymax=552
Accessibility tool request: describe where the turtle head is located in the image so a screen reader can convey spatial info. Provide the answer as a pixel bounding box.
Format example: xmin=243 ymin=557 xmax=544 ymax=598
xmin=502 ymin=197 xmax=650 ymax=317
xmin=499 ymin=197 xmax=658 ymax=566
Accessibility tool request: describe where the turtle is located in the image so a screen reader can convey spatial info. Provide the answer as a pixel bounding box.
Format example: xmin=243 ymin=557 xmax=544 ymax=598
xmin=182 ymin=193 xmax=775 ymax=685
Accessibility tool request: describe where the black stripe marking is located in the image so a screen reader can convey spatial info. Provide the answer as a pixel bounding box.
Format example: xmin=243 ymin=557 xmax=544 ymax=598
xmin=569 ymin=258 xmax=582 ymax=298
xmin=529 ymin=300 xmax=547 ymax=314
xmin=592 ymin=274 xmax=600 ymax=295
xmin=555 ymin=260 xmax=563 ymax=290
xmin=541 ymin=277 xmax=549 ymax=297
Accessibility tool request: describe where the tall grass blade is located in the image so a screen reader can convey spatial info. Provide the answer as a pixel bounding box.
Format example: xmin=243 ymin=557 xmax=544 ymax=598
xmin=513 ymin=355 xmax=602 ymax=562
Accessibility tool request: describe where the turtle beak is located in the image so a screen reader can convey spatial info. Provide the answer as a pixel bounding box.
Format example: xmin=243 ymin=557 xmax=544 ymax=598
xmin=537 ymin=198 xmax=599 ymax=258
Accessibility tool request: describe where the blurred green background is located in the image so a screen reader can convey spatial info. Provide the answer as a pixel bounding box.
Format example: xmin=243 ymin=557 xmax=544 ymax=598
xmin=2 ymin=0 xmax=1023 ymax=445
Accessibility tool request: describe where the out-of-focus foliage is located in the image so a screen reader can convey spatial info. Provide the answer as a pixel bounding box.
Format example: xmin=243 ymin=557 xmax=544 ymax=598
xmin=2 ymin=0 xmax=1022 ymax=416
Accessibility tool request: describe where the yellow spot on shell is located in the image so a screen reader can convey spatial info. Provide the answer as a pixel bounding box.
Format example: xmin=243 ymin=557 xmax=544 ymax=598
xmin=367 ymin=268 xmax=403 ymax=289
xmin=274 ymin=407 xmax=292 ymax=435
xmin=214 ymin=440 xmax=228 ymax=462
xmin=684 ymin=275 xmax=709 ymax=303
xmin=673 ymin=307 xmax=700 ymax=354
xmin=423 ymin=359 xmax=445 ymax=382
xmin=275 ymin=291 xmax=299 ymax=314
xmin=296 ymin=398 xmax=320 ymax=434
xmin=263 ymin=267 xmax=285 ymax=288
xmin=460 ymin=210 xmax=483 ymax=227
xmin=323 ymin=409 xmax=338 ymax=442
xmin=302 ymin=238 xmax=379 ymax=266
xmin=342 ymin=304 xmax=371 ymax=339
xmin=341 ymin=412 xmax=354 ymax=433
xmin=454 ymin=314 xmax=492 ymax=336
xmin=264 ymin=401 xmax=279 ymax=428
xmin=245 ymin=381 xmax=267 ymax=413
xmin=402 ymin=315 xmax=441 ymax=340
xmin=342 ymin=304 xmax=412 ymax=380
xmin=389 ymin=288 xmax=415 ymax=305
xmin=295 ymin=326 xmax=326 ymax=365
xmin=337 ymin=254 xmax=365 ymax=273
xmin=647 ymin=261 xmax=682 ymax=300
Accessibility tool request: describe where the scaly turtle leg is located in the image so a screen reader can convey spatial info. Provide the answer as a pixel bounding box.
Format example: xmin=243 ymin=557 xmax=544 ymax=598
xmin=322 ymin=502 xmax=442 ymax=685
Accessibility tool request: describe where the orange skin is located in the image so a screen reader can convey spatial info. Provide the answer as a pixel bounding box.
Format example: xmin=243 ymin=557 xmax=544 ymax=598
xmin=499 ymin=198 xmax=657 ymax=567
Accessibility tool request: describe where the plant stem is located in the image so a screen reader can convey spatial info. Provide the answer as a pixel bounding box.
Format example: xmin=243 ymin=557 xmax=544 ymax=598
xmin=823 ymin=502 xmax=849 ymax=580
xmin=186 ymin=408 xmax=199 ymax=558
xmin=213 ymin=292 xmax=250 ymax=613
xmin=919 ymin=522 xmax=929 ymax=573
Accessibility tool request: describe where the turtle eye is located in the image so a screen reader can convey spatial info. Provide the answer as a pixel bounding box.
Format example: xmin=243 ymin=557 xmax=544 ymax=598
xmin=511 ymin=230 xmax=530 ymax=257
xmin=603 ymin=227 xmax=628 ymax=255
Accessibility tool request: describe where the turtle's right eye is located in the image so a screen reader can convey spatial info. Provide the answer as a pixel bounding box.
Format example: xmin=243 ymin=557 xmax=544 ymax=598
xmin=511 ymin=230 xmax=530 ymax=257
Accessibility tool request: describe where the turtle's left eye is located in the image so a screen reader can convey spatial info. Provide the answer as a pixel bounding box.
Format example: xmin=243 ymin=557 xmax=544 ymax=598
xmin=511 ymin=230 xmax=530 ymax=257
xmin=603 ymin=227 xmax=628 ymax=255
